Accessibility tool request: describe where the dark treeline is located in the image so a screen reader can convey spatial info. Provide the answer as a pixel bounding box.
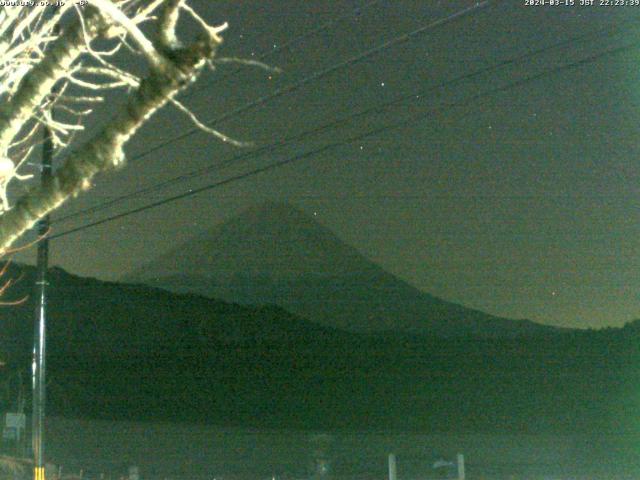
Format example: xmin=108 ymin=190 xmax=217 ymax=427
xmin=0 ymin=264 xmax=638 ymax=434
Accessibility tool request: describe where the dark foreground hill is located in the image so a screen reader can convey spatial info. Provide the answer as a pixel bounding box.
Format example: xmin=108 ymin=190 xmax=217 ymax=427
xmin=0 ymin=263 xmax=638 ymax=434
xmin=126 ymin=202 xmax=564 ymax=338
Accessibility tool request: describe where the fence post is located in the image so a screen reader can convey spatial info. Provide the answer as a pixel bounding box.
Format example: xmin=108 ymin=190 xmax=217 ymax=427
xmin=456 ymin=453 xmax=465 ymax=480
xmin=128 ymin=466 xmax=139 ymax=480
xmin=388 ymin=453 xmax=397 ymax=480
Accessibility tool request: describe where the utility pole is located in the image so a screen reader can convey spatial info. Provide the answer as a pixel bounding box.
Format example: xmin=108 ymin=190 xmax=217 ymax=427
xmin=30 ymin=9 xmax=65 ymax=477
xmin=32 ymin=9 xmax=59 ymax=478
xmin=32 ymin=121 xmax=53 ymax=480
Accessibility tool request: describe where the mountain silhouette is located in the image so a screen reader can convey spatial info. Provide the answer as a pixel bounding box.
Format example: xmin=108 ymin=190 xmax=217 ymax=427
xmin=126 ymin=202 xmax=563 ymax=338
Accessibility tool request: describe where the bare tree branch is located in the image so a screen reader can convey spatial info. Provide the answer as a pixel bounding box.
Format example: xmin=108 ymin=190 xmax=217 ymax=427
xmin=0 ymin=24 xmax=223 ymax=253
xmin=0 ymin=0 xmax=239 ymax=252
xmin=0 ymin=7 xmax=107 ymax=154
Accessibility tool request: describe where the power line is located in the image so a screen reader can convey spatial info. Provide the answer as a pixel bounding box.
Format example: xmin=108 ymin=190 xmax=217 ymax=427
xmin=52 ymin=42 xmax=637 ymax=238
xmin=53 ymin=19 xmax=638 ymax=225
xmin=77 ymin=1 xmax=388 ymax=143
xmin=48 ymin=40 xmax=638 ymax=241
xmin=54 ymin=0 xmax=493 ymax=223
xmin=122 ymin=1 xmax=490 ymax=165
xmin=178 ymin=0 xmax=388 ymax=101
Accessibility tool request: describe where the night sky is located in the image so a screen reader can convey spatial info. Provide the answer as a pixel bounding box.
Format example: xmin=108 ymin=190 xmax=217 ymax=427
xmin=13 ymin=1 xmax=640 ymax=329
